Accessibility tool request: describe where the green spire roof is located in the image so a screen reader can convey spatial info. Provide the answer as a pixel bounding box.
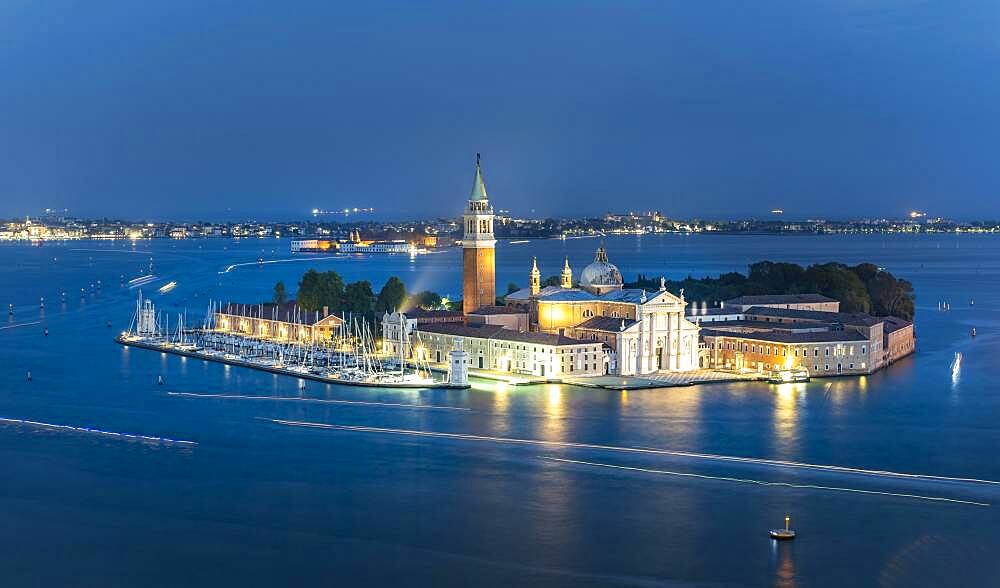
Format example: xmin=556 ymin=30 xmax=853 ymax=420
xmin=470 ymin=153 xmax=488 ymax=201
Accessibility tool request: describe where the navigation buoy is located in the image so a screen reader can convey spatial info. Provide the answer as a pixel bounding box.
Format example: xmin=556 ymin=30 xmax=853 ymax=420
xmin=26 ymin=371 xmax=32 ymax=381
xmin=8 ymin=303 xmax=12 ymax=315
xmin=44 ymin=328 xmax=48 ymax=337
xmin=39 ymin=297 xmax=44 ymax=309
xmin=971 ymin=327 xmax=977 ymax=337
xmin=770 ymin=515 xmax=796 ymax=540
xmin=107 ymin=320 xmax=112 ymax=328
xmin=157 ymin=375 xmax=164 ymax=386
xmin=298 ymin=379 xmax=306 ymax=389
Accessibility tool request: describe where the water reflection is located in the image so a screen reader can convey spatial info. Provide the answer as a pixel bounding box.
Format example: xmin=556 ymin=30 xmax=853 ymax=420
xmin=772 ymin=383 xmax=805 ymax=457
xmin=542 ymin=384 xmax=566 ymax=441
xmin=770 ymin=540 xmax=797 ymax=588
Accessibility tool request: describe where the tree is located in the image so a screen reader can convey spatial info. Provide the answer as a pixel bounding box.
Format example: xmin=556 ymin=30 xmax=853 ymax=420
xmin=408 ymin=290 xmax=442 ymax=310
xmin=272 ymin=281 xmax=288 ymax=304
xmin=506 ymin=282 xmax=520 ymax=295
xmin=541 ymin=275 xmax=560 ymax=287
xmin=296 ymin=269 xmax=324 ymax=311
xmin=375 ymin=276 xmax=407 ymax=314
xmin=623 ymin=260 xmax=914 ymax=318
xmin=343 ymin=280 xmax=375 ymax=314
xmin=296 ymin=269 xmax=345 ymax=311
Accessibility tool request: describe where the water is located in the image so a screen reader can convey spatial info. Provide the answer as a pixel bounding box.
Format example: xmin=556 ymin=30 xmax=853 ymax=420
xmin=1 ymin=234 xmax=999 ymax=586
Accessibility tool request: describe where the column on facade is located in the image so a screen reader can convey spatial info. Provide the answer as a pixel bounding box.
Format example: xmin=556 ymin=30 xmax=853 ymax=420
xmin=663 ymin=310 xmax=672 ymax=371
xmin=674 ymin=310 xmax=682 ymax=370
xmin=646 ymin=312 xmax=655 ymax=373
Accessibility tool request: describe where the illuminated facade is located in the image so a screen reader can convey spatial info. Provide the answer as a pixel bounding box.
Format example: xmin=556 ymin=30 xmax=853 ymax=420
xmin=506 ymin=250 xmax=702 ymax=375
xmin=214 ymin=302 xmax=344 ymax=343
xmin=699 ymin=306 xmax=915 ymax=375
xmin=462 ymin=154 xmax=497 ymax=315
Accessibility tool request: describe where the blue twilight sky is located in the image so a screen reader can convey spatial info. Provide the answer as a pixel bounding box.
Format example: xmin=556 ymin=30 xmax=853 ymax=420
xmin=1 ymin=1 xmax=999 ymax=220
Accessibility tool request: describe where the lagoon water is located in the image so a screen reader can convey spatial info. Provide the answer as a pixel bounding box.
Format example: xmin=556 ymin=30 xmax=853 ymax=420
xmin=1 ymin=234 xmax=999 ymax=586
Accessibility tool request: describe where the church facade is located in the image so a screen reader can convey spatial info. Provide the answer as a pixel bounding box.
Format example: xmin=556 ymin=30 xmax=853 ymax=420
xmin=505 ymin=248 xmax=701 ymax=375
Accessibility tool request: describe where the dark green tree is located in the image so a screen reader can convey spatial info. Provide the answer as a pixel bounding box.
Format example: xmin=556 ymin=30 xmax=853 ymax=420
xmin=506 ymin=282 xmax=520 ymax=295
xmin=541 ymin=275 xmax=560 ymax=287
xmin=272 ymin=281 xmax=288 ymax=304
xmin=375 ymin=276 xmax=407 ymax=314
xmin=408 ymin=290 xmax=442 ymax=310
xmin=343 ymin=280 xmax=375 ymax=314
xmin=296 ymin=269 xmax=345 ymax=311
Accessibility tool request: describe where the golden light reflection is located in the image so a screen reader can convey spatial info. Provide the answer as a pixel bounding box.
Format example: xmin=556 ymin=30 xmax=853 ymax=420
xmin=547 ymin=385 xmax=562 ymax=410
xmin=543 ymin=384 xmax=566 ymax=441
xmin=494 ymin=382 xmax=509 ymax=413
xmin=620 ymin=390 xmax=628 ymax=405
xmin=772 ymin=383 xmax=804 ymax=457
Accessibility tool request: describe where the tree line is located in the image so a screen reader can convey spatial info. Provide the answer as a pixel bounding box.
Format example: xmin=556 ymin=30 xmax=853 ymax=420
xmin=270 ymin=270 xmax=449 ymax=324
xmin=627 ymin=261 xmax=916 ymax=320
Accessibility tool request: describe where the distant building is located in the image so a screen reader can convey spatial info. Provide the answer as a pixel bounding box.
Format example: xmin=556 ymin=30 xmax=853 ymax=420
xmin=290 ymin=231 xmax=412 ymax=254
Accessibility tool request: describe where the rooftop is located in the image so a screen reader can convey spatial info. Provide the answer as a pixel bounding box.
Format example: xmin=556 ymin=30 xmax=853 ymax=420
xmin=469 ymin=305 xmax=528 ymax=316
xmin=883 ymin=316 xmax=913 ymax=334
xmin=686 ymin=307 xmax=744 ymax=317
xmin=690 ymin=319 xmax=831 ymax=333
xmin=417 ymin=323 xmax=594 ymax=347
xmin=220 ymin=301 xmax=337 ymax=325
xmin=700 ymin=328 xmax=868 ymax=344
xmin=724 ymin=293 xmax=838 ymax=306
xmin=744 ymin=306 xmax=883 ymax=327
xmin=574 ymin=316 xmax=639 ymax=332
xmin=400 ymin=308 xmax=465 ymax=320
xmin=509 ymin=286 xmax=674 ymax=306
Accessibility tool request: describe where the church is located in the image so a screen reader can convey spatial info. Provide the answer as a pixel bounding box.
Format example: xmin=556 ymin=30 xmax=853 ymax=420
xmin=503 ymin=248 xmax=701 ymax=375
xmin=383 ymin=155 xmax=701 ymax=378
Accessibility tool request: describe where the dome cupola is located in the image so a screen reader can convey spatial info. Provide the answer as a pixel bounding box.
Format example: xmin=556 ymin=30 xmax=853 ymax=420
xmin=579 ymin=246 xmax=623 ymax=294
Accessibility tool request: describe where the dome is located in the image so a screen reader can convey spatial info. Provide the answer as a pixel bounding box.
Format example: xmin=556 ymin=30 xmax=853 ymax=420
xmin=579 ymin=246 xmax=623 ymax=290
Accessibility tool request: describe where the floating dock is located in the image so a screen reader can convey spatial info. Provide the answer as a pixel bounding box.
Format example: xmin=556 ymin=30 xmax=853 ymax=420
xmin=115 ymin=335 xmax=471 ymax=390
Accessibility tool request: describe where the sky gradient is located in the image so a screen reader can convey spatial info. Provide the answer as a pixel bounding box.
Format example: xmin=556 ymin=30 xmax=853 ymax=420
xmin=2 ymin=1 xmax=999 ymax=220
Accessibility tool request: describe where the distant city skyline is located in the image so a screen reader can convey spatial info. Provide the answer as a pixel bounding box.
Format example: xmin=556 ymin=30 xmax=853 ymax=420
xmin=3 ymin=2 xmax=1000 ymax=219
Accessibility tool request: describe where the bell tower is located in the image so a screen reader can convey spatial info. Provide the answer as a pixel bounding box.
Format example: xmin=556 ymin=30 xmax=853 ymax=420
xmin=462 ymin=154 xmax=496 ymax=314
xmin=561 ymin=257 xmax=573 ymax=289
xmin=530 ymin=257 xmax=541 ymax=295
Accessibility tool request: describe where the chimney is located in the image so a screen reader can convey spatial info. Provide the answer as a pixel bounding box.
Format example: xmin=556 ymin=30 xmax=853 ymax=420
xmin=322 ymin=305 xmax=329 ymax=317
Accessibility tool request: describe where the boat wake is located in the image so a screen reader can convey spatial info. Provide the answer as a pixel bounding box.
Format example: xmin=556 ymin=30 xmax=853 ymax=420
xmin=265 ymin=421 xmax=1000 ymax=487
xmin=0 ymin=321 xmax=42 ymax=331
xmin=219 ymin=256 xmax=341 ymax=275
xmin=540 ymin=457 xmax=990 ymax=507
xmin=0 ymin=416 xmax=196 ymax=446
xmin=169 ymin=391 xmax=469 ymax=411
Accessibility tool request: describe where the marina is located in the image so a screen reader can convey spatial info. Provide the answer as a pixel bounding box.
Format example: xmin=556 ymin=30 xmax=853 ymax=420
xmin=115 ymin=292 xmax=470 ymax=389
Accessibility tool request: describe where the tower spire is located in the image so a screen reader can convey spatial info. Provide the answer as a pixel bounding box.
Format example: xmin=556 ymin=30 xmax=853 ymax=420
xmin=470 ymin=153 xmax=488 ymax=201
xmin=462 ymin=153 xmax=496 ymax=314
xmin=561 ymin=256 xmax=573 ymax=289
xmin=530 ymin=257 xmax=541 ymax=296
